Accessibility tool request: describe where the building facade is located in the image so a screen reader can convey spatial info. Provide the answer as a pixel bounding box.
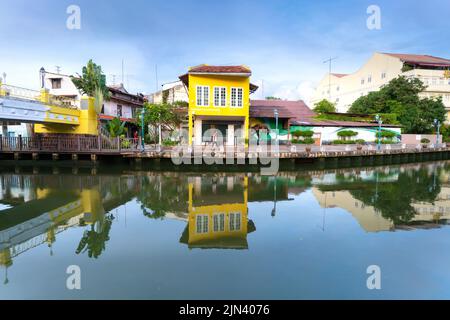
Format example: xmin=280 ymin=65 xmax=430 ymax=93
xmin=147 ymin=80 xmax=188 ymax=105
xmin=312 ymin=53 xmax=450 ymax=118
xmin=42 ymin=69 xmax=144 ymax=136
xmin=179 ymin=65 xmax=258 ymax=146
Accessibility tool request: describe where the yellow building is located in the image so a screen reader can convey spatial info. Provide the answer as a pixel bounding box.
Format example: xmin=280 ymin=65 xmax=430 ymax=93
xmin=179 ymin=65 xmax=258 ymax=146
xmin=180 ymin=176 xmax=256 ymax=249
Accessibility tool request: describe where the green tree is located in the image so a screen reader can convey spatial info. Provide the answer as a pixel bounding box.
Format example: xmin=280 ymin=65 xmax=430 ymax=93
xmin=313 ymin=99 xmax=336 ymax=113
xmin=75 ymin=214 xmax=114 ymax=259
xmin=105 ymin=117 xmax=127 ymax=137
xmin=71 ymin=60 xmax=110 ymax=113
xmin=348 ymin=76 xmax=445 ymax=133
xmin=137 ymin=103 xmax=182 ymax=144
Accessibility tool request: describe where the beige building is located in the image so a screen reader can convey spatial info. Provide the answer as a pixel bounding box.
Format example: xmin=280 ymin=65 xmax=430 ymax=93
xmin=312 ymin=53 xmax=450 ymax=119
xmin=147 ymin=80 xmax=188 ymax=104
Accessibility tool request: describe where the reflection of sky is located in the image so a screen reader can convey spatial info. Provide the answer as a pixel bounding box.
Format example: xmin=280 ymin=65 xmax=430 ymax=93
xmin=0 ymin=204 xmax=12 ymax=211
xmin=1 ymin=186 xmax=450 ymax=299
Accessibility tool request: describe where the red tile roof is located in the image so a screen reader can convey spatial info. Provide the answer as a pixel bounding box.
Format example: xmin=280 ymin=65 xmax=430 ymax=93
xmin=383 ymin=53 xmax=450 ymax=67
xmin=250 ymin=99 xmax=401 ymax=128
xmin=188 ymin=65 xmax=251 ymax=74
xmin=250 ymin=100 xmax=314 ymax=119
xmin=330 ymin=73 xmax=348 ymax=78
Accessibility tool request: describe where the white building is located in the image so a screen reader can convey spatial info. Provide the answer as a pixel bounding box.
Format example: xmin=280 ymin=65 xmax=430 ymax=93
xmin=42 ymin=68 xmax=144 ymax=136
xmin=312 ymin=53 xmax=450 ymax=118
xmin=147 ymin=80 xmax=188 ymax=104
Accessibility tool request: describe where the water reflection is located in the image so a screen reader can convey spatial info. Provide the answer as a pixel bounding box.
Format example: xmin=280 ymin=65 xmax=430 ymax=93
xmin=1 ymin=161 xmax=450 ymax=286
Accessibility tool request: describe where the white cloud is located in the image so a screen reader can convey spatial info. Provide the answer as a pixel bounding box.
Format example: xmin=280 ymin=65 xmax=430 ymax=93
xmin=272 ymin=81 xmax=316 ymax=106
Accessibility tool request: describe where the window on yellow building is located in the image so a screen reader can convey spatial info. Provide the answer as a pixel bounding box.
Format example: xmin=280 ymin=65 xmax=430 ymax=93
xmin=231 ymin=88 xmax=243 ymax=107
xmin=214 ymin=87 xmax=226 ymax=107
xmin=213 ymin=213 xmax=225 ymax=232
xmin=229 ymin=212 xmax=241 ymax=231
xmin=196 ymin=215 xmax=209 ymax=234
xmin=196 ymin=86 xmax=209 ymax=106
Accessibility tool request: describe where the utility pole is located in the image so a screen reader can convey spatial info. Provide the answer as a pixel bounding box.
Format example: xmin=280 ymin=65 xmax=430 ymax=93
xmin=155 ymin=64 xmax=159 ymax=91
xmin=122 ymin=59 xmax=124 ymax=84
xmin=323 ymin=57 xmax=338 ymax=100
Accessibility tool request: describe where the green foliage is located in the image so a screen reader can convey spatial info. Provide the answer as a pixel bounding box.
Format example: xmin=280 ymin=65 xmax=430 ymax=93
xmin=332 ymin=140 xmax=356 ymax=144
xmin=292 ymin=130 xmax=315 ymax=144
xmin=337 ymin=130 xmax=358 ymax=137
xmin=298 ymin=137 xmax=316 ymax=144
xmin=313 ymin=99 xmax=336 ymax=113
xmin=265 ymin=96 xmax=281 ymax=100
xmin=106 ymin=117 xmax=127 ymax=138
xmin=121 ymin=138 xmax=131 ymax=148
xmin=173 ymin=100 xmax=189 ymax=108
xmin=355 ymin=139 xmax=366 ymax=144
xmin=349 ymin=167 xmax=442 ymax=224
xmin=375 ymin=139 xmax=395 ymax=144
xmin=348 ymin=76 xmax=446 ymax=133
xmin=292 ymin=130 xmax=314 ymax=138
xmin=421 ymin=138 xmax=430 ymax=144
xmin=71 ymin=59 xmax=110 ymax=100
xmin=75 ymin=214 xmax=114 ymax=259
xmin=137 ymin=103 xmax=182 ymax=144
xmin=380 ymin=131 xmax=396 ymax=138
xmin=162 ymin=139 xmax=178 ymax=147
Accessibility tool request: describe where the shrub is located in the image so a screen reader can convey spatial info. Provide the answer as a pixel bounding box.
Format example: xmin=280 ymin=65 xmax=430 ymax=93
xmin=337 ymin=130 xmax=358 ymax=138
xmin=382 ymin=131 xmax=396 ymax=138
xmin=301 ymin=137 xmax=315 ymax=145
xmin=162 ymin=139 xmax=178 ymax=147
xmin=333 ymin=140 xmax=356 ymax=145
xmin=292 ymin=130 xmax=314 ymax=138
xmin=121 ymin=139 xmax=131 ymax=148
xmin=355 ymin=139 xmax=365 ymax=144
xmin=421 ymin=138 xmax=430 ymax=144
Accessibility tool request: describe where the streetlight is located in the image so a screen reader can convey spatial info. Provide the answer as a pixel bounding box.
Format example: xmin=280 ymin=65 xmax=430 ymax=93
xmin=274 ymin=109 xmax=279 ymax=145
xmin=140 ymin=108 xmax=145 ymax=152
xmin=434 ymin=118 xmax=441 ymax=147
xmin=375 ymin=114 xmax=383 ymax=151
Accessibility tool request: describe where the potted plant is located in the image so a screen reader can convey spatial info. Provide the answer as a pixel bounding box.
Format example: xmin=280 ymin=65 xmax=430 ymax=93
xmin=421 ymin=138 xmax=430 ymax=148
xmin=355 ymin=139 xmax=365 ymax=151
xmin=303 ymin=137 xmax=315 ymax=153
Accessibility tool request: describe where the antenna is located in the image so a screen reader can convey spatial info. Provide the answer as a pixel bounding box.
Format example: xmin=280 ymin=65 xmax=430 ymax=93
xmin=261 ymin=79 xmax=264 ymax=99
xmin=121 ymin=59 xmax=124 ymax=84
xmin=323 ymin=57 xmax=338 ymax=100
xmin=155 ymin=64 xmax=158 ymax=91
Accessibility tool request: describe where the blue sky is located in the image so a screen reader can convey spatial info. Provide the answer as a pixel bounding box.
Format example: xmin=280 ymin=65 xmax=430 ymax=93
xmin=1 ymin=0 xmax=449 ymax=104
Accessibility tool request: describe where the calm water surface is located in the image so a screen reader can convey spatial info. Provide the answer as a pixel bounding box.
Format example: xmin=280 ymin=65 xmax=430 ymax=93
xmin=1 ymin=161 xmax=450 ymax=299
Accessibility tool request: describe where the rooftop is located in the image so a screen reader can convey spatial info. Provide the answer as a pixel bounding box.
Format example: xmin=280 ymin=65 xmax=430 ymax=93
xmin=188 ymin=65 xmax=252 ymax=75
xmin=383 ymin=53 xmax=450 ymax=67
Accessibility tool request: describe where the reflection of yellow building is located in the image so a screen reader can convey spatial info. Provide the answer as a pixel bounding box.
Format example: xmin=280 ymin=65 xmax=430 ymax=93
xmin=180 ymin=177 xmax=256 ymax=249
xmin=312 ymin=185 xmax=450 ymax=232
xmin=312 ymin=188 xmax=394 ymax=232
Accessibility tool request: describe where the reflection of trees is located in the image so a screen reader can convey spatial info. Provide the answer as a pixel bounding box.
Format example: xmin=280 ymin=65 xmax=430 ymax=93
xmin=137 ymin=175 xmax=189 ymax=219
xmin=349 ymin=167 xmax=441 ymax=224
xmin=76 ymin=214 xmax=114 ymax=259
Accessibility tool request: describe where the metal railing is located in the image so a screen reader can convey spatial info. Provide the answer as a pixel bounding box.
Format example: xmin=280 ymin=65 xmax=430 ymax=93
xmin=0 ymin=84 xmax=41 ymax=101
xmin=0 ymin=135 xmax=140 ymax=153
xmin=0 ymin=83 xmax=78 ymax=109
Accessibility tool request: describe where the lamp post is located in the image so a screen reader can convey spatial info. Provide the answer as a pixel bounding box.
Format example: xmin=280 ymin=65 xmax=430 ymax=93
xmin=375 ymin=114 xmax=382 ymax=151
xmin=434 ymin=118 xmax=441 ymax=147
xmin=140 ymin=108 xmax=145 ymax=152
xmin=274 ymin=109 xmax=279 ymax=145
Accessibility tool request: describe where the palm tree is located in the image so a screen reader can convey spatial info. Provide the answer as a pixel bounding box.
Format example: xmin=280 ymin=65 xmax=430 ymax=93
xmin=105 ymin=117 xmax=127 ymax=138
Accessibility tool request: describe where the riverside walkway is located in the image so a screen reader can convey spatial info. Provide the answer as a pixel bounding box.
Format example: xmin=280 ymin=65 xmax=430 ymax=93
xmin=1 ymin=135 xmax=449 ymax=162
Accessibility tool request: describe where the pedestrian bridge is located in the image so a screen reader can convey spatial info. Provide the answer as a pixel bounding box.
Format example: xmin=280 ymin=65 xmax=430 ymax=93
xmin=0 ymin=84 xmax=81 ymax=126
